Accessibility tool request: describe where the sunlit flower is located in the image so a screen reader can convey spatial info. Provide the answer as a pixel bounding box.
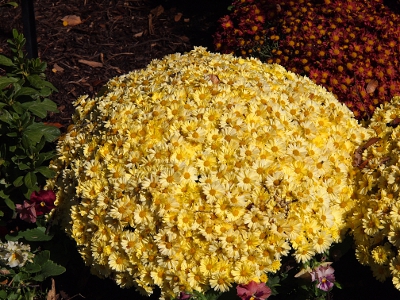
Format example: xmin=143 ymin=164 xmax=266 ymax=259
xmin=49 ymin=47 xmax=371 ymax=299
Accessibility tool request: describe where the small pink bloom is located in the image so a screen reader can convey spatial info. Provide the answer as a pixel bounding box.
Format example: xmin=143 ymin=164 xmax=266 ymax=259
xmin=30 ymin=190 xmax=56 ymax=216
xmin=311 ymin=263 xmax=335 ymax=292
xmin=237 ymin=281 xmax=272 ymax=300
xmin=15 ymin=200 xmax=37 ymax=223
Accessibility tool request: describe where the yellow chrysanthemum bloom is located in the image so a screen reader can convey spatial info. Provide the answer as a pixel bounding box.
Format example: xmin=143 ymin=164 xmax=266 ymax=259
xmin=348 ymin=96 xmax=400 ymax=288
xmin=48 ymin=47 xmax=370 ymax=299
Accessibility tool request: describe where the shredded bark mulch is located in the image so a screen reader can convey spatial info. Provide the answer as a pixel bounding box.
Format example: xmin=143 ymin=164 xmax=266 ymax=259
xmin=0 ymin=0 xmax=231 ymax=130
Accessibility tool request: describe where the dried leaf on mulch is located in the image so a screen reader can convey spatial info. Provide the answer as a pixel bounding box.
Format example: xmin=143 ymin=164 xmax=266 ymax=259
xmin=61 ymin=15 xmax=82 ymax=26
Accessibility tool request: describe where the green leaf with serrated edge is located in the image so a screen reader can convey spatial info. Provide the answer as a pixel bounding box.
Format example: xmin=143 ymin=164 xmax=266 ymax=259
xmin=22 ymin=227 xmax=53 ymax=242
xmin=21 ymin=262 xmax=41 ymax=274
xmin=34 ymin=249 xmax=50 ymax=265
xmin=0 ymin=76 xmax=18 ymax=89
xmin=34 ymin=260 xmax=65 ymax=281
xmin=0 ymin=55 xmax=14 ymax=67
xmin=5 ymin=232 xmax=21 ymax=241
xmin=23 ymin=172 xmax=36 ymax=189
xmin=12 ymin=176 xmax=23 ymax=187
xmin=35 ymin=166 xmax=55 ymax=178
xmin=4 ymin=198 xmax=15 ymax=210
xmin=13 ymin=271 xmax=30 ymax=283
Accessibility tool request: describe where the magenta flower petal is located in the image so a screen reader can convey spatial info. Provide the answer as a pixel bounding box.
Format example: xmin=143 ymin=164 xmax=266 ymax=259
xmin=30 ymin=190 xmax=56 ymax=216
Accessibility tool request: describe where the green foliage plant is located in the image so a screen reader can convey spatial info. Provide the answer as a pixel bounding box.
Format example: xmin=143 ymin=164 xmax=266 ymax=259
xmin=0 ymin=29 xmax=64 ymax=299
xmin=0 ymin=29 xmax=60 ymax=220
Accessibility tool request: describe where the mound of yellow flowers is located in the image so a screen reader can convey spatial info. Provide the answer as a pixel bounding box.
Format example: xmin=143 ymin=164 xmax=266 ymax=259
xmin=349 ymin=96 xmax=400 ymax=289
xmin=48 ymin=47 xmax=371 ymax=299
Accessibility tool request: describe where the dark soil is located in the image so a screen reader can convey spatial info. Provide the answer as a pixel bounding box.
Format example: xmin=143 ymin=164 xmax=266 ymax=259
xmin=1 ymin=0 xmax=400 ymax=299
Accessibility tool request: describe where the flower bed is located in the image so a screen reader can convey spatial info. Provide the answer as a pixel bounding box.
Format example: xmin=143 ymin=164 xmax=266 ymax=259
xmin=349 ymin=96 xmax=400 ymax=288
xmin=48 ymin=47 xmax=372 ymax=299
xmin=214 ymin=0 xmax=400 ymax=119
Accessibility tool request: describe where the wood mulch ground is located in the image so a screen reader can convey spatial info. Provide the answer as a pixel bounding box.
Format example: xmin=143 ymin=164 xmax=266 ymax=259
xmin=0 ymin=0 xmax=231 ymax=130
xmin=1 ymin=0 xmax=400 ymax=299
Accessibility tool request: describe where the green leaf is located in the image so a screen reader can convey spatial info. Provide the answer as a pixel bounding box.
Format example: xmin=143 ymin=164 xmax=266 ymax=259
xmin=20 ymin=98 xmax=58 ymax=118
xmin=33 ymin=249 xmax=50 ymax=265
xmin=0 ymin=55 xmax=14 ymax=67
xmin=35 ymin=166 xmax=56 ymax=178
xmin=26 ymin=74 xmax=46 ymax=89
xmin=0 ymin=76 xmax=18 ymax=89
xmin=334 ymin=281 xmax=342 ymax=289
xmin=33 ymin=260 xmax=66 ymax=281
xmin=21 ymin=227 xmax=53 ymax=242
xmin=0 ymin=109 xmax=13 ymax=125
xmin=14 ymin=86 xmax=38 ymax=98
xmin=12 ymin=176 xmax=23 ymax=187
xmin=23 ymin=122 xmax=60 ymax=143
xmin=6 ymin=132 xmax=17 ymax=137
xmin=22 ymin=262 xmax=41 ymax=273
xmin=4 ymin=198 xmax=15 ymax=211
xmin=12 ymin=271 xmax=29 ymax=283
xmin=6 ymin=2 xmax=18 ymax=8
xmin=18 ymin=163 xmax=30 ymax=171
xmin=23 ymin=172 xmax=37 ymax=189
xmin=0 ymin=290 xmax=7 ymax=299
xmin=0 ymin=190 xmax=11 ymax=201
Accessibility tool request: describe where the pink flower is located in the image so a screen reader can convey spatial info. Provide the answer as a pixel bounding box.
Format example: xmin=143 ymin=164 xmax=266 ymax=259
xmin=310 ymin=263 xmax=336 ymax=292
xmin=15 ymin=200 xmax=37 ymax=223
xmin=237 ymin=281 xmax=272 ymax=300
xmin=178 ymin=292 xmax=192 ymax=300
xmin=30 ymin=190 xmax=56 ymax=216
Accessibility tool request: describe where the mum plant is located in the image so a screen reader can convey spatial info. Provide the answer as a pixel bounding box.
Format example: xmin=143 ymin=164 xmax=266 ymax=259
xmin=348 ymin=96 xmax=400 ymax=290
xmin=0 ymin=30 xmax=65 ymax=299
xmin=48 ymin=47 xmax=371 ymax=299
xmin=214 ymin=0 xmax=400 ymax=119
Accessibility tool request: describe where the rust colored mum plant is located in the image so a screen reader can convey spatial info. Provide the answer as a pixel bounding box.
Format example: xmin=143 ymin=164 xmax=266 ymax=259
xmin=214 ymin=0 xmax=400 ymax=119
